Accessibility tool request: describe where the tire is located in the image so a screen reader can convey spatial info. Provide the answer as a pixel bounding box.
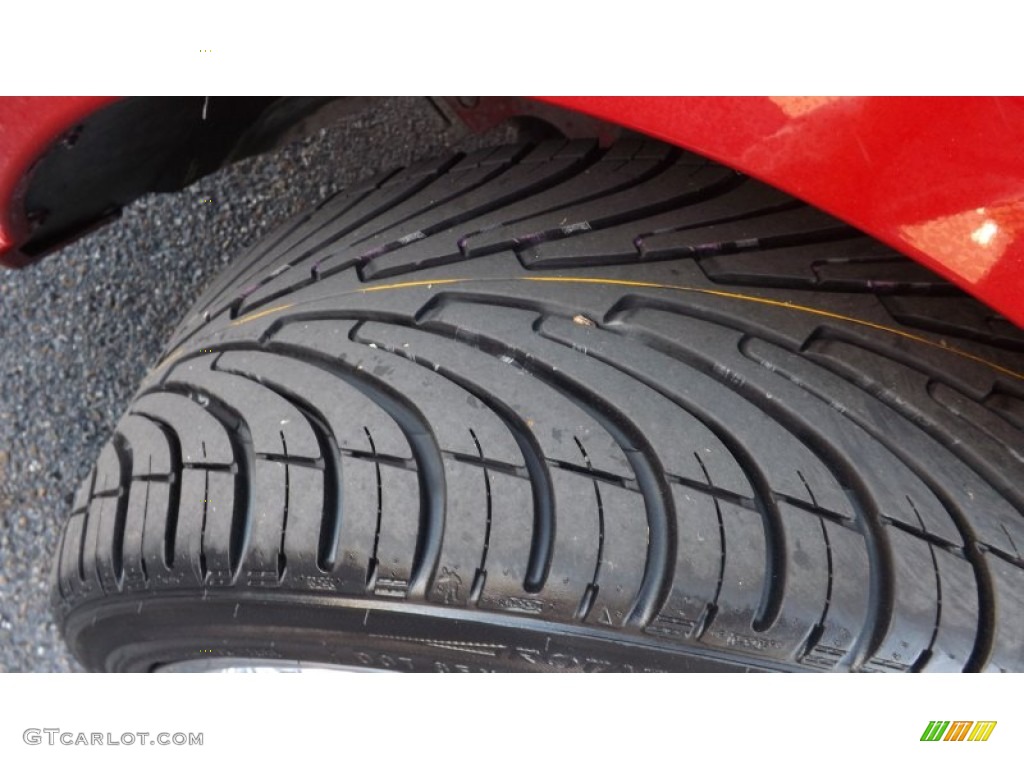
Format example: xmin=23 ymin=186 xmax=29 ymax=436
xmin=52 ymin=139 xmax=1024 ymax=672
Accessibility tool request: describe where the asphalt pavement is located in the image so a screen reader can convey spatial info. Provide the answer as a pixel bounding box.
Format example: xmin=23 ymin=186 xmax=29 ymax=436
xmin=0 ymin=97 xmax=515 ymax=671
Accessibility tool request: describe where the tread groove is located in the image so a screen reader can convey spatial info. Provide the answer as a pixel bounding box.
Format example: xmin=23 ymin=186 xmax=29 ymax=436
xmin=907 ymin=496 xmax=943 ymax=668
xmin=469 ymin=428 xmax=492 ymax=606
xmin=574 ymin=435 xmax=605 ymax=620
xmin=278 ymin=431 xmax=290 ymax=580
xmin=365 ymin=426 xmax=384 ymax=590
xmin=109 ymin=433 xmax=133 ymax=588
xmin=694 ymin=451 xmax=728 ymax=618
xmin=199 ymin=469 xmax=209 ymax=582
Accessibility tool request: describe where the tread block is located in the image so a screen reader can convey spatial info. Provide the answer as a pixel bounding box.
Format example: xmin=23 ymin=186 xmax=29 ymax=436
xmin=929 ymin=381 xmax=1024 ymax=463
xmin=71 ymin=469 xmax=94 ymax=514
xmin=699 ymin=501 xmax=770 ymax=653
xmin=462 ymin=140 xmax=676 ymax=258
xmin=57 ymin=513 xmax=87 ymax=601
xmin=168 ymin=356 xmax=320 ymax=460
xmin=880 ymin=294 xmax=1024 ymax=353
xmin=120 ymin=479 xmax=152 ymax=592
xmin=93 ymin=443 xmax=123 ymax=495
xmin=218 ymin=348 xmax=412 ymax=460
xmin=860 ymin=528 xmax=937 ymax=673
xmin=811 ymin=252 xmax=950 ymax=290
xmin=201 ymin=470 xmax=237 ymax=586
xmin=279 ymin=464 xmax=327 ymax=586
xmin=79 ymin=497 xmax=109 ymax=596
xmin=241 ymin=460 xmax=288 ymax=586
xmin=476 ymin=471 xmax=536 ymax=607
xmin=513 ymin=163 xmax=739 ymax=266
xmin=427 ymin=458 xmax=488 ymax=608
xmin=637 ymin=205 xmax=851 ymax=258
xmin=647 ymin=487 xmax=723 ymax=640
xmin=517 ymin=178 xmax=790 ymax=267
xmin=700 ymin=239 xmax=945 ymax=291
xmin=170 ymin=469 xmax=209 ymax=587
xmin=800 ymin=520 xmax=870 ymax=670
xmin=983 ymin=554 xmax=1024 ymax=672
xmin=116 ymin=414 xmax=173 ymax=477
xmin=545 ymin=468 xmax=602 ymax=619
xmin=586 ymin=481 xmax=649 ymax=628
xmin=755 ymin=502 xmax=831 ymax=659
xmin=986 ymin=390 xmax=1024 ymax=430
xmin=131 ymin=392 xmax=234 ymax=465
xmin=139 ymin=481 xmax=176 ymax=586
xmin=921 ymin=547 xmax=978 ymax=672
xmin=330 ymin=456 xmax=383 ymax=594
xmin=371 ymin=464 xmax=420 ymax=598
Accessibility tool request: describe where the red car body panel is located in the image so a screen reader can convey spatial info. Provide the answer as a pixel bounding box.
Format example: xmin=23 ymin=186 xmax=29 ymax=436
xmin=1 ymin=96 xmax=1023 ymax=327
xmin=0 ymin=96 xmax=118 ymax=265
